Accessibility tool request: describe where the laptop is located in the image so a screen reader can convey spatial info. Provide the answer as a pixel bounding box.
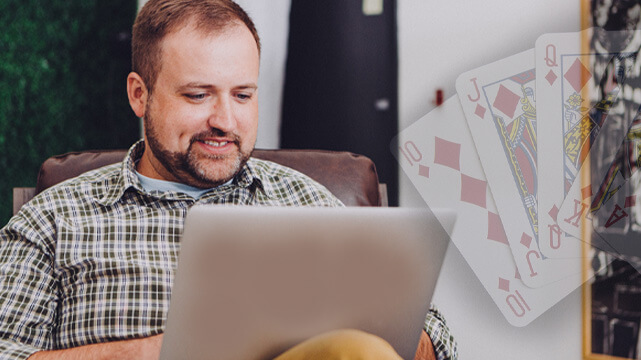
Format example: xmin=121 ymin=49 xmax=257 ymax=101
xmin=160 ymin=206 xmax=455 ymax=360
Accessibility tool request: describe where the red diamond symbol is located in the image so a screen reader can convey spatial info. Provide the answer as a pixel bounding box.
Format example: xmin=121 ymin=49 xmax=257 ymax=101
xmin=545 ymin=70 xmax=558 ymax=86
xmin=564 ymin=58 xmax=592 ymax=93
xmin=625 ymin=195 xmax=636 ymax=208
xmin=434 ymin=137 xmax=461 ymax=171
xmin=548 ymin=205 xmax=559 ymax=222
xmin=487 ymin=211 xmax=509 ymax=245
xmin=520 ymin=233 xmax=533 ymax=248
xmin=418 ymin=165 xmax=430 ymax=178
xmin=460 ymin=174 xmax=487 ymax=209
xmin=498 ymin=277 xmax=510 ymax=292
xmin=493 ymin=84 xmax=521 ymax=119
xmin=581 ymin=185 xmax=593 ymax=200
xmin=474 ymin=104 xmax=486 ymax=119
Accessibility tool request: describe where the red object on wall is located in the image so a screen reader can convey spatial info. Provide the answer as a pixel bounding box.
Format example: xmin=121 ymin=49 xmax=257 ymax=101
xmin=435 ymin=89 xmax=444 ymax=106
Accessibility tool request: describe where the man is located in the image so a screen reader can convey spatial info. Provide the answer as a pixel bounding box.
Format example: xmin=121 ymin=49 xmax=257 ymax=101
xmin=0 ymin=0 xmax=456 ymax=359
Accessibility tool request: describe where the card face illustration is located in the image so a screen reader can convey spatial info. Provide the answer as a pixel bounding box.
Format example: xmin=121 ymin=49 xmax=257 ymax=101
xmin=394 ymin=96 xmax=581 ymax=326
xmin=591 ymin=139 xmax=641 ymax=264
xmin=535 ymin=29 xmax=632 ymax=258
xmin=456 ymin=49 xmax=582 ymax=288
xmin=545 ymin=30 xmax=641 ymax=249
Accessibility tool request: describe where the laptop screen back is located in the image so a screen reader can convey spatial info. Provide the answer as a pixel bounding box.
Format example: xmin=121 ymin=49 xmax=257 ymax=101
xmin=160 ymin=206 xmax=454 ymax=360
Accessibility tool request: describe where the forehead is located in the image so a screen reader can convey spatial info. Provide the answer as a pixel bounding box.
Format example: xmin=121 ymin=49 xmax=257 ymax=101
xmin=156 ymin=22 xmax=260 ymax=85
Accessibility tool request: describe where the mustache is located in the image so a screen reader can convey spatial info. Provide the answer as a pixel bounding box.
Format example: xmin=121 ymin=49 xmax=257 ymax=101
xmin=190 ymin=129 xmax=241 ymax=145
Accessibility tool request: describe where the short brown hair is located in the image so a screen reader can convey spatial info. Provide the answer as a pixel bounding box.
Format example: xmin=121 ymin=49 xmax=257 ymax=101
xmin=132 ymin=0 xmax=260 ymax=93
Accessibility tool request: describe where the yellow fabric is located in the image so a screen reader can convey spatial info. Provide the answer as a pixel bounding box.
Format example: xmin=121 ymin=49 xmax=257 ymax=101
xmin=274 ymin=329 xmax=403 ymax=360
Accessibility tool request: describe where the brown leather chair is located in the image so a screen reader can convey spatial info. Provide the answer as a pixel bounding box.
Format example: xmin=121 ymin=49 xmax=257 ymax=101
xmin=13 ymin=148 xmax=387 ymax=214
xmin=11 ymin=149 xmax=440 ymax=359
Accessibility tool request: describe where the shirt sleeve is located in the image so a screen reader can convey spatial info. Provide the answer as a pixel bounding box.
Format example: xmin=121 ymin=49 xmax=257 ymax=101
xmin=0 ymin=204 xmax=59 ymax=359
xmin=424 ymin=304 xmax=458 ymax=360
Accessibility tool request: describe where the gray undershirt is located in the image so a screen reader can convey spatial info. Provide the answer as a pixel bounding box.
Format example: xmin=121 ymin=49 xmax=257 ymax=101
xmin=136 ymin=171 xmax=232 ymax=199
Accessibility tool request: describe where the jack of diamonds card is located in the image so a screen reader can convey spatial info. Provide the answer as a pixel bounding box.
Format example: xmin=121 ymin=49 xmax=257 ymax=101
xmin=394 ymin=96 xmax=581 ymax=326
xmin=456 ymin=49 xmax=583 ymax=288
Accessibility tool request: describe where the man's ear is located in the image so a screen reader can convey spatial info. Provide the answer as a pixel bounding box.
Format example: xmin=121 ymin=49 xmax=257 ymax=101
xmin=127 ymin=72 xmax=149 ymax=118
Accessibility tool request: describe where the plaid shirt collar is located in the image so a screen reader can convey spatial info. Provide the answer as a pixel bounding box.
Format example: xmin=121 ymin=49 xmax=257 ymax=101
xmin=96 ymin=141 xmax=275 ymax=206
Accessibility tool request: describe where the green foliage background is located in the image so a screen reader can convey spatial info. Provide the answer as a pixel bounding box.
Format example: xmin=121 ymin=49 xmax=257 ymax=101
xmin=0 ymin=0 xmax=139 ymax=224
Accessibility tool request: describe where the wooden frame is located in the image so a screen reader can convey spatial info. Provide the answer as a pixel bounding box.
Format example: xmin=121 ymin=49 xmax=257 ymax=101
xmin=581 ymin=2 xmax=641 ymax=358
xmin=582 ymin=242 xmax=641 ymax=360
xmin=581 ymin=0 xmax=596 ymax=355
xmin=582 ymin=0 xmax=619 ymax=358
xmin=581 ymin=0 xmax=596 ymax=352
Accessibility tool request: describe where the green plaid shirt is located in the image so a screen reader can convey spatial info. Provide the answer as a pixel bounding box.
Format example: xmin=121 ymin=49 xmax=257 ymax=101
xmin=0 ymin=141 xmax=456 ymax=359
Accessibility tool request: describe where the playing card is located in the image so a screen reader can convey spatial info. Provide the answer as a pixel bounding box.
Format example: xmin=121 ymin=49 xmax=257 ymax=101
xmin=393 ymin=96 xmax=581 ymax=326
xmin=535 ymin=29 xmax=636 ymax=258
xmin=456 ymin=49 xmax=582 ymax=288
xmin=591 ymin=172 xmax=641 ymax=262
xmin=569 ymin=115 xmax=641 ymax=259
xmin=590 ymin=105 xmax=641 ymax=258
xmin=551 ymin=29 xmax=641 ymax=245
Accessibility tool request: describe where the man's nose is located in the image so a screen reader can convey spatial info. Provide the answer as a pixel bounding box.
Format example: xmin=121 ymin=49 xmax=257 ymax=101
xmin=207 ymin=96 xmax=235 ymax=132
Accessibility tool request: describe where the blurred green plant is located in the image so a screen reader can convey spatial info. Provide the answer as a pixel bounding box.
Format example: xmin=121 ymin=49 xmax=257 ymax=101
xmin=0 ymin=0 xmax=139 ymax=224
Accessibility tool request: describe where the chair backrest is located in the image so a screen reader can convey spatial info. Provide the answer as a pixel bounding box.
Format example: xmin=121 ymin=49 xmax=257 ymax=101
xmin=33 ymin=148 xmax=384 ymax=207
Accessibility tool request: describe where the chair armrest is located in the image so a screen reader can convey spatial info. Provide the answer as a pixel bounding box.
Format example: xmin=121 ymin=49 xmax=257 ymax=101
xmin=13 ymin=187 xmax=36 ymax=215
xmin=378 ymin=184 xmax=388 ymax=207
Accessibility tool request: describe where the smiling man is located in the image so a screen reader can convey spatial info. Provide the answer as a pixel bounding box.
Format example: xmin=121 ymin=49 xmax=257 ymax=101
xmin=0 ymin=1 xmax=456 ymax=359
xmin=131 ymin=18 xmax=260 ymax=189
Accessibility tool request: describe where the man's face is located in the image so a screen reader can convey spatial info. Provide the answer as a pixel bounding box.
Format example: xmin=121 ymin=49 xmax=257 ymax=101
xmin=136 ymin=23 xmax=260 ymax=188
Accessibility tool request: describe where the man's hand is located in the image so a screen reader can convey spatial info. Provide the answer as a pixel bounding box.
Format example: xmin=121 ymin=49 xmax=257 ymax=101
xmin=414 ymin=330 xmax=436 ymax=360
xmin=28 ymin=334 xmax=163 ymax=360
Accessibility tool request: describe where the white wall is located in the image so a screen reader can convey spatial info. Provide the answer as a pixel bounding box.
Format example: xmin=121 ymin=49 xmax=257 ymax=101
xmin=397 ymin=0 xmax=582 ymax=205
xmin=233 ymin=0 xmax=290 ymax=149
xmin=397 ymin=0 xmax=583 ymax=359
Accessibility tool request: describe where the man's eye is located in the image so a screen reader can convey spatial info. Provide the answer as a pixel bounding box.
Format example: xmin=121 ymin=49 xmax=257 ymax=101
xmin=186 ymin=93 xmax=207 ymax=100
xmin=236 ymin=93 xmax=252 ymax=101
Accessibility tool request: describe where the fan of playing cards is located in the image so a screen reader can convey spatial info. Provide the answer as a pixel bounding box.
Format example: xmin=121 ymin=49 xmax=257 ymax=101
xmin=393 ymin=28 xmax=641 ymax=326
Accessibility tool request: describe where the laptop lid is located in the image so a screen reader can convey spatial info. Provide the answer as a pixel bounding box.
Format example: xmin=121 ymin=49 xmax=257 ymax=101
xmin=160 ymin=206 xmax=454 ymax=360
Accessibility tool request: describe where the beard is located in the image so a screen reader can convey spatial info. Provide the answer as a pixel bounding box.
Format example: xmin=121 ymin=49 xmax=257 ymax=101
xmin=143 ymin=106 xmax=253 ymax=189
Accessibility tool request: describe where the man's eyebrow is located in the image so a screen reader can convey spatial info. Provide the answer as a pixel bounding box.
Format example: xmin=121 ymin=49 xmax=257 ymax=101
xmin=176 ymin=83 xmax=258 ymax=91
xmin=235 ymin=83 xmax=258 ymax=90
xmin=177 ymin=83 xmax=215 ymax=91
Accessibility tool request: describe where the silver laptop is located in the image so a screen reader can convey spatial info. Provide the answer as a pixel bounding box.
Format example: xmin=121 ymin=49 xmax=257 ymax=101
xmin=160 ymin=206 xmax=455 ymax=360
